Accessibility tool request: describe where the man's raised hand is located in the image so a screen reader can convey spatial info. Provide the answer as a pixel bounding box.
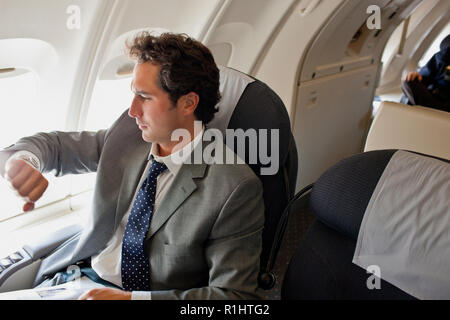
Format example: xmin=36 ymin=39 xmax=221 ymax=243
xmin=4 ymin=159 xmax=48 ymax=212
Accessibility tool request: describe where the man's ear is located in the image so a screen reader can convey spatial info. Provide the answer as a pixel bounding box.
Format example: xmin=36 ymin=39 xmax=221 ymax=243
xmin=179 ymin=92 xmax=200 ymax=116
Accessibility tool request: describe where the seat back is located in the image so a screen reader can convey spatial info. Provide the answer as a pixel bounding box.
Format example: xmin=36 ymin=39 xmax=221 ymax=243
xmin=209 ymin=67 xmax=298 ymax=284
xmin=282 ymin=150 xmax=449 ymax=299
xmin=365 ymin=101 xmax=450 ymax=160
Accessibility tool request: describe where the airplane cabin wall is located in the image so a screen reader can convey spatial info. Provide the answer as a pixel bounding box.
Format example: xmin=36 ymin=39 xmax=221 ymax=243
xmin=203 ymin=0 xmax=297 ymax=74
xmin=252 ymin=0 xmax=425 ymax=190
xmin=252 ymin=0 xmax=345 ymax=117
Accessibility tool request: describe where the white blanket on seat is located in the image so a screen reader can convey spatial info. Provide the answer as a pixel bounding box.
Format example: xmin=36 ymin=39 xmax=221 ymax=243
xmin=353 ymin=150 xmax=450 ymax=299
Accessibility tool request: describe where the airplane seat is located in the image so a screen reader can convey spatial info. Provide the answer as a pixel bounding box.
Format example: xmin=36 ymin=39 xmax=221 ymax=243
xmin=0 ymin=66 xmax=298 ymax=292
xmin=0 ymin=224 xmax=83 ymax=292
xmin=281 ymin=149 xmax=449 ymax=300
xmin=365 ymin=101 xmax=450 ymax=160
xmin=212 ymin=66 xmax=298 ymax=289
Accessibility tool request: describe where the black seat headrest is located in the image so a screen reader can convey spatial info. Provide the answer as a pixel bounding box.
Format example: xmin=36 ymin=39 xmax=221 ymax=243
xmin=310 ymin=150 xmax=450 ymax=240
xmin=213 ymin=67 xmax=298 ymax=275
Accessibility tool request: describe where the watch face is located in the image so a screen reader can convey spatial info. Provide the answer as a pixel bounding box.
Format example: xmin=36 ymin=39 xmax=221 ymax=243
xmin=30 ymin=157 xmax=39 ymax=169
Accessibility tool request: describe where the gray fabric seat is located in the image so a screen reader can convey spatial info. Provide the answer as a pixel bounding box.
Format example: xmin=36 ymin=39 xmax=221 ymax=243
xmin=282 ymin=150 xmax=448 ymax=299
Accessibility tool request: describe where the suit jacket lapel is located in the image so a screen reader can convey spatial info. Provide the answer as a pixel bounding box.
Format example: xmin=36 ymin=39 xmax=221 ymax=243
xmin=146 ymin=162 xmax=207 ymax=239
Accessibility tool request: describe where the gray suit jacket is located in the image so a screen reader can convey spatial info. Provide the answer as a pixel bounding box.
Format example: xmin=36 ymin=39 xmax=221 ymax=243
xmin=0 ymin=110 xmax=265 ymax=299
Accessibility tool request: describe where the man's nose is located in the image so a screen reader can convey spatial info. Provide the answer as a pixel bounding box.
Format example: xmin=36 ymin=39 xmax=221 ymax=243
xmin=128 ymin=96 xmax=142 ymax=118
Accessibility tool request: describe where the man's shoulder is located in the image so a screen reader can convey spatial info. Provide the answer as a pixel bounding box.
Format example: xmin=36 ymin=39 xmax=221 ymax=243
xmin=202 ymin=141 xmax=261 ymax=187
xmin=208 ymin=161 xmax=258 ymax=181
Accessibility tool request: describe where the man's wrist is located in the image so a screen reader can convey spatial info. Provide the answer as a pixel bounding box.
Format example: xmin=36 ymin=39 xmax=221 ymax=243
xmin=8 ymin=150 xmax=40 ymax=171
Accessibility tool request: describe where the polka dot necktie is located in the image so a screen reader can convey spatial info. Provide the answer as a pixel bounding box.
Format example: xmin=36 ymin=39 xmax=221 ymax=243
xmin=121 ymin=159 xmax=167 ymax=291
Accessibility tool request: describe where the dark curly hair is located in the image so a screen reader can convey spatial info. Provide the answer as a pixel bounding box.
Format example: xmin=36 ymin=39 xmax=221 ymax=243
xmin=126 ymin=32 xmax=221 ymax=124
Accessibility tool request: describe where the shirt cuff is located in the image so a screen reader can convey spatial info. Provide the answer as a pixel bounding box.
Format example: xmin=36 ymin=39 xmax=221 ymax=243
xmin=131 ymin=291 xmax=152 ymax=300
xmin=8 ymin=150 xmax=41 ymax=171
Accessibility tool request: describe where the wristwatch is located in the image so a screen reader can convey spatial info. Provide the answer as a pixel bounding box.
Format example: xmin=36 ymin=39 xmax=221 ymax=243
xmin=9 ymin=151 xmax=41 ymax=171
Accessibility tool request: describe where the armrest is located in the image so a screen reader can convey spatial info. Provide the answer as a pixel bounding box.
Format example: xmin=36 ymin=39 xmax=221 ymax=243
xmin=0 ymin=224 xmax=83 ymax=287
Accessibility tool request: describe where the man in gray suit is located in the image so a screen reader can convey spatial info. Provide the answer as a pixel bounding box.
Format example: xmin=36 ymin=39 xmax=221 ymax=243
xmin=0 ymin=32 xmax=264 ymax=300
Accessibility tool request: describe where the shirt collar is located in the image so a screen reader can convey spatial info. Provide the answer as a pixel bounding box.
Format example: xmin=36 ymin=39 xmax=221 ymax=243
xmin=149 ymin=126 xmax=205 ymax=176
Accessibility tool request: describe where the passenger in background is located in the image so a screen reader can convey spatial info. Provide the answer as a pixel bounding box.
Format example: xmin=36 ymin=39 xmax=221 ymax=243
xmin=401 ymin=35 xmax=450 ymax=113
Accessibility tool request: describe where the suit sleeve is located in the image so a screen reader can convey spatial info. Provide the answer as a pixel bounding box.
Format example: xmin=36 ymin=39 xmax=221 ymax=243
xmin=0 ymin=110 xmax=129 ymax=177
xmin=0 ymin=130 xmax=108 ymax=177
xmin=147 ymin=176 xmax=265 ymax=300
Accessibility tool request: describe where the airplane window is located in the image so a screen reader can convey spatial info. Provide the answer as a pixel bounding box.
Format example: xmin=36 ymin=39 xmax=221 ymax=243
xmin=0 ymin=71 xmax=40 ymax=147
xmin=0 ymin=71 xmax=70 ymax=220
xmin=68 ymin=77 xmax=134 ymax=197
xmin=84 ymin=77 xmax=134 ymax=131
